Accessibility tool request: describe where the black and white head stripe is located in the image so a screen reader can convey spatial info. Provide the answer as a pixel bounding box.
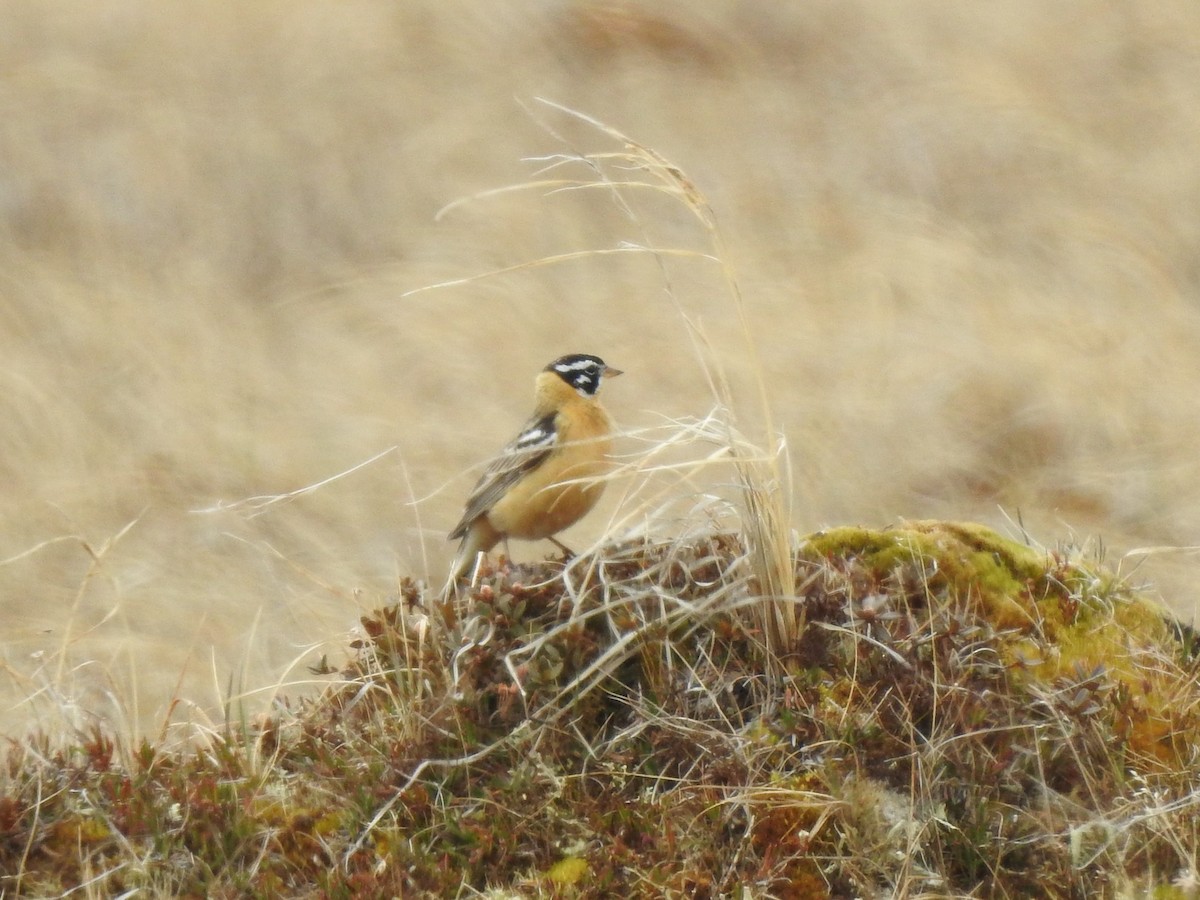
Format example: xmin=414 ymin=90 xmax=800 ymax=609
xmin=546 ymin=353 xmax=612 ymax=397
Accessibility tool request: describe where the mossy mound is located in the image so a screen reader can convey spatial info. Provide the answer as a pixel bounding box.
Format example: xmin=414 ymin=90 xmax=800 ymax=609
xmin=277 ymin=523 xmax=1200 ymax=896
xmin=803 ymin=521 xmax=1195 ymax=771
xmin=2 ymin=523 xmax=1197 ymax=898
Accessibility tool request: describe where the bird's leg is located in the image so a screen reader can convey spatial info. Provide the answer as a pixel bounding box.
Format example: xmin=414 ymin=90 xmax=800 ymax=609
xmin=501 ymin=537 xmax=512 ymax=568
xmin=547 ymin=536 xmax=575 ymax=559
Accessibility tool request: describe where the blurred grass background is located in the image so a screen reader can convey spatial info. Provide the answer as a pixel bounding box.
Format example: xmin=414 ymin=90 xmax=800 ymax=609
xmin=2 ymin=1 xmax=1198 ymax=739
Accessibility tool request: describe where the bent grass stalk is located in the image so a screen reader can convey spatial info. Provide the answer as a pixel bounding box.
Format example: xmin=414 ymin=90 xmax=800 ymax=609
xmin=423 ymin=99 xmax=801 ymax=655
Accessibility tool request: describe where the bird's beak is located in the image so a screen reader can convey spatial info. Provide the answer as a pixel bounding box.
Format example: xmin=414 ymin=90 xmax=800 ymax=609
xmin=603 ymin=365 xmax=623 ymax=378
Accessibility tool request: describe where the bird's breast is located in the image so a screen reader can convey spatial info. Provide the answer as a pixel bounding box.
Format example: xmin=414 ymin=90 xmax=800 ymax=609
xmin=486 ymin=402 xmax=614 ymax=540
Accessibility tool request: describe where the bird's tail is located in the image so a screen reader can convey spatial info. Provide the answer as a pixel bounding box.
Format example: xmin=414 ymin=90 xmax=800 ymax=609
xmin=442 ymin=518 xmax=502 ymax=596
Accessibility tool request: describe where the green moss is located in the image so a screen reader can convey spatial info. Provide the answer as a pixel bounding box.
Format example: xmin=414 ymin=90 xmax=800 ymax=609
xmin=802 ymin=520 xmax=1048 ymax=627
xmin=802 ymin=520 xmax=1197 ymax=773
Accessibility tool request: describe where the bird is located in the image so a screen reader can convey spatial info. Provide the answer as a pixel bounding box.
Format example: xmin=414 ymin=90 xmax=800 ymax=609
xmin=447 ymin=353 xmax=622 ymax=584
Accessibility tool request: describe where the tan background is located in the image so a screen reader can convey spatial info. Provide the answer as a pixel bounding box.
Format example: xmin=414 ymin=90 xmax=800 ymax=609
xmin=2 ymin=2 xmax=1199 ymax=740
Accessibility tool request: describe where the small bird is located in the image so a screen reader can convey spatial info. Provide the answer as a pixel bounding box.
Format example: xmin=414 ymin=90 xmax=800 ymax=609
xmin=448 ymin=353 xmax=622 ymax=583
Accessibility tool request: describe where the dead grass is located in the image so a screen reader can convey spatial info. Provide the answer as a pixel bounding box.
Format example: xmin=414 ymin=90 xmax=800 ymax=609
xmin=2 ymin=7 xmax=1200 ymax=893
xmin=3 ymin=526 xmax=1198 ymax=897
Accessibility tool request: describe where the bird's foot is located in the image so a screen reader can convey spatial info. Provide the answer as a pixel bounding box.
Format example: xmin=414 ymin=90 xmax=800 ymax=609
xmin=547 ymin=536 xmax=576 ymax=561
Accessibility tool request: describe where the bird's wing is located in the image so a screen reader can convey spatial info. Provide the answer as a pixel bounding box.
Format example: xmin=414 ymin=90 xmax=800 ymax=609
xmin=448 ymin=412 xmax=557 ymax=540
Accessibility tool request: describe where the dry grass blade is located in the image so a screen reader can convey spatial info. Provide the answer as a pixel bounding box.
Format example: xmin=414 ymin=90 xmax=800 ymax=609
xmin=539 ymin=99 xmax=801 ymax=652
xmin=452 ymin=98 xmax=804 ymax=655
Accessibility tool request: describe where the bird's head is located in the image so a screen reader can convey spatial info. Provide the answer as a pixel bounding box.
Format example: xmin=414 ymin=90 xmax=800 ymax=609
xmin=544 ymin=353 xmax=622 ymax=398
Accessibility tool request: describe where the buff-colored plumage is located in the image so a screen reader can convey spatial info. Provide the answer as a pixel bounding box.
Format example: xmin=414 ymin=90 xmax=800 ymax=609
xmin=448 ymin=355 xmax=620 ymax=583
